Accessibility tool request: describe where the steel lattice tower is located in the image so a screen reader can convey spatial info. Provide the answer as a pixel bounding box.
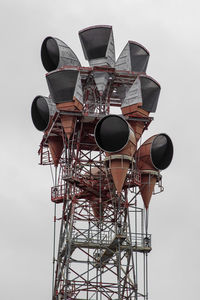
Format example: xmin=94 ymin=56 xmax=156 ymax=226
xmin=31 ymin=25 xmax=173 ymax=300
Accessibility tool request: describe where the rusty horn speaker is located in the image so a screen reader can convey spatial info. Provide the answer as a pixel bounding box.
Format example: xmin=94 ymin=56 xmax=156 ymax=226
xmin=121 ymin=75 xmax=161 ymax=142
xmin=41 ymin=36 xmax=81 ymax=72
xmin=46 ymin=68 xmax=83 ymax=139
xmin=79 ymin=25 xmax=115 ymax=68
xmin=136 ymin=134 xmax=173 ymax=208
xmin=31 ymin=96 xmax=63 ymax=167
xmin=95 ymin=115 xmax=136 ymax=195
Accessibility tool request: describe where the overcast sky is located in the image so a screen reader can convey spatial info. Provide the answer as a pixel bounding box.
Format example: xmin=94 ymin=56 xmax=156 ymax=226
xmin=1 ymin=0 xmax=200 ymax=299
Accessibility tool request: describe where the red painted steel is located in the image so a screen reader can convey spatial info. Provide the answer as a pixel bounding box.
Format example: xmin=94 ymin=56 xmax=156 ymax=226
xmin=37 ymin=66 xmax=164 ymax=299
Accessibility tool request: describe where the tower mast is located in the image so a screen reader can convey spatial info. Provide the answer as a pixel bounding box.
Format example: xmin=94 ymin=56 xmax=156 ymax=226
xmin=31 ymin=25 xmax=173 ymax=300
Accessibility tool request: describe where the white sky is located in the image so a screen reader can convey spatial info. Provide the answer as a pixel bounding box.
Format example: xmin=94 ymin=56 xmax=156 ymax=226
xmin=0 ymin=0 xmax=200 ymax=299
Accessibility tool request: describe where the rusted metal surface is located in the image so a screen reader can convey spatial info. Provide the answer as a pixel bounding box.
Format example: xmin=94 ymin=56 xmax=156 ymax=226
xmin=39 ymin=111 xmax=152 ymax=300
xmin=48 ymin=136 xmax=64 ymax=167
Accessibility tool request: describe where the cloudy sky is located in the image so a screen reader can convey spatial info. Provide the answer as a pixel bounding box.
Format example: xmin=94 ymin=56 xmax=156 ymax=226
xmin=1 ymin=0 xmax=200 ymax=299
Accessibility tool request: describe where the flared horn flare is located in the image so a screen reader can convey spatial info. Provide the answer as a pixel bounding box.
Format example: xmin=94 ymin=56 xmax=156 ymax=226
xmin=48 ymin=135 xmax=63 ymax=167
xmin=79 ymin=25 xmax=115 ymax=67
xmin=136 ymin=134 xmax=173 ymax=208
xmin=95 ymin=115 xmax=136 ymax=194
xmin=116 ymin=41 xmax=149 ymax=73
xmin=41 ymin=36 xmax=81 ymax=72
xmin=31 ymin=96 xmax=56 ymax=131
xmin=46 ymin=68 xmax=83 ymax=139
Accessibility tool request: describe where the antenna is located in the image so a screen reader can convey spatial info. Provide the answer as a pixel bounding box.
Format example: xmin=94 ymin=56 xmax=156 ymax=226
xmin=31 ymin=25 xmax=173 ymax=300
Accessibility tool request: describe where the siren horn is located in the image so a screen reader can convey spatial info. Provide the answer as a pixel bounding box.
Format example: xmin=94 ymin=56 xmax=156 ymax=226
xmin=140 ymin=75 xmax=161 ymax=112
xmin=31 ymin=96 xmax=63 ymax=167
xmin=121 ymin=75 xmax=161 ymax=142
xmin=116 ymin=41 xmax=149 ymax=73
xmin=121 ymin=75 xmax=161 ymax=114
xmin=41 ymin=37 xmax=81 ymax=72
xmin=136 ymin=134 xmax=173 ymax=171
xmin=79 ymin=25 xmax=115 ymax=68
xmin=46 ymin=68 xmax=83 ymax=139
xmin=95 ymin=115 xmax=136 ymax=194
xmin=95 ymin=115 xmax=134 ymax=153
xmin=31 ymin=96 xmax=56 ymax=132
xmin=136 ymin=134 xmax=173 ymax=208
xmin=46 ymin=69 xmax=83 ymax=105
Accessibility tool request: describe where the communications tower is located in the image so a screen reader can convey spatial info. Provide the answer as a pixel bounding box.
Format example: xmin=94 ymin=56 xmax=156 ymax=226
xmin=31 ymin=25 xmax=173 ymax=300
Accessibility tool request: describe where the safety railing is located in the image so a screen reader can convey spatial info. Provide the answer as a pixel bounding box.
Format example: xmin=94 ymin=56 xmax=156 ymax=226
xmin=51 ymin=184 xmax=66 ymax=203
xmin=128 ymin=233 xmax=151 ymax=248
xmin=39 ymin=149 xmax=53 ymax=165
xmin=71 ymin=229 xmax=111 ymax=246
xmin=70 ymin=228 xmax=151 ymax=249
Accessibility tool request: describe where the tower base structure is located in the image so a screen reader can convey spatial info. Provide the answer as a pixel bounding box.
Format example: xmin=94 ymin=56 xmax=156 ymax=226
xmin=38 ymin=106 xmax=163 ymax=300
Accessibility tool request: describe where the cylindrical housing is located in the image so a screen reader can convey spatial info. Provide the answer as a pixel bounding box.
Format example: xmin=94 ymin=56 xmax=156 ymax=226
xmin=136 ymin=134 xmax=173 ymax=171
xmin=95 ymin=115 xmax=135 ymax=153
xmin=31 ymin=96 xmax=56 ymax=131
